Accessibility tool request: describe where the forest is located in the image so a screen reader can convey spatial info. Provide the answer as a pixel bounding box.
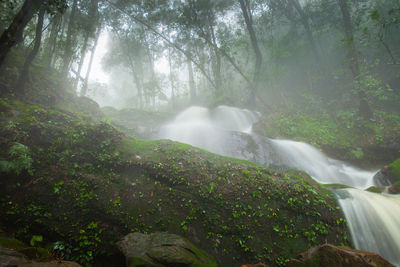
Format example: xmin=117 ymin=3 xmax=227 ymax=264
xmin=0 ymin=0 xmax=400 ymax=266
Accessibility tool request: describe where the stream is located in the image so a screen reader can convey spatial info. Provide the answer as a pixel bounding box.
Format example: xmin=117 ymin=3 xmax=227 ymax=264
xmin=156 ymin=105 xmax=400 ymax=266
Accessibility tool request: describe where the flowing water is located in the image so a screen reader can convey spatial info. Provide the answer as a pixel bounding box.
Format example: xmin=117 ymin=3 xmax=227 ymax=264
xmin=156 ymin=105 xmax=400 ymax=266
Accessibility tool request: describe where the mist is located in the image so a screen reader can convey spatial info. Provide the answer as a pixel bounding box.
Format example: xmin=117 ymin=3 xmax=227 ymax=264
xmin=1 ymin=0 xmax=400 ymax=266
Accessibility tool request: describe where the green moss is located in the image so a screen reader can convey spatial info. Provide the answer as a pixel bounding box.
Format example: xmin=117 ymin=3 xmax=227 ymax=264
xmin=366 ymin=186 xmax=384 ymax=193
xmin=387 ymin=158 xmax=400 ymax=182
xmin=0 ymin=236 xmax=26 ymax=250
xmin=0 ymin=100 xmax=349 ymax=266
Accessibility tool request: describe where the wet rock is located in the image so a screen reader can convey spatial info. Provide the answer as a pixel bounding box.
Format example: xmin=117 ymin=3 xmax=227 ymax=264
xmin=117 ymin=232 xmax=218 ymax=267
xmin=373 ymin=166 xmax=393 ymax=186
xmin=287 ymin=243 xmax=395 ymax=267
xmin=240 ymin=263 xmax=266 ymax=267
xmin=20 ymin=260 xmax=81 ymax=267
xmin=388 ymin=182 xmax=400 ymax=194
xmin=366 ymin=186 xmax=385 ymax=193
xmin=374 ymin=158 xmax=400 ymax=186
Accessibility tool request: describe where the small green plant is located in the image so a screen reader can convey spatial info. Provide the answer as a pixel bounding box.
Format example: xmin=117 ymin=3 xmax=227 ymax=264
xmin=0 ymin=142 xmax=34 ymax=175
xmin=30 ymin=235 xmax=43 ymax=246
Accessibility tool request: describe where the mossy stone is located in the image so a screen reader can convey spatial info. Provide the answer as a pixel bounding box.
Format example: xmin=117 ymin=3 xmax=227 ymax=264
xmin=387 ymin=158 xmax=400 ymax=183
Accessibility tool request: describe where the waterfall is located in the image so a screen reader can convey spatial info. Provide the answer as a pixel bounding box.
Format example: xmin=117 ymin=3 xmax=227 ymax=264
xmin=337 ymin=189 xmax=400 ymax=265
xmin=156 ymin=105 xmax=400 ymax=266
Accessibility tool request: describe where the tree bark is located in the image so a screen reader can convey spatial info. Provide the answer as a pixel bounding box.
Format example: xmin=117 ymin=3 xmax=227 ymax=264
xmin=238 ymin=0 xmax=262 ymax=105
xmin=337 ymin=0 xmax=372 ymax=118
xmin=288 ymin=0 xmax=322 ymax=64
xmin=62 ymin=0 xmax=78 ymax=76
xmin=45 ymin=14 xmax=61 ymax=67
xmin=73 ymin=32 xmax=89 ymax=90
xmin=15 ymin=4 xmax=45 ymax=94
xmin=0 ymin=0 xmax=43 ymax=69
xmin=187 ymin=54 xmax=196 ymax=104
xmin=168 ymin=47 xmax=175 ymax=110
xmin=209 ymin=22 xmax=222 ymax=97
xmin=81 ymin=26 xmax=100 ymax=96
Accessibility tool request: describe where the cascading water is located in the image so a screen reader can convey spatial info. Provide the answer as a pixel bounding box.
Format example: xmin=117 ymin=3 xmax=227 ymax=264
xmin=156 ymin=105 xmax=400 ymax=266
xmin=337 ymin=189 xmax=400 ymax=265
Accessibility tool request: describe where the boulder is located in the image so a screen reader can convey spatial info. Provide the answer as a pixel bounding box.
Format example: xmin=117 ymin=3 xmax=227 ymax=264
xmin=373 ymin=159 xmax=400 ymax=186
xmin=287 ymin=243 xmax=395 ymax=267
xmin=240 ymin=263 xmax=266 ymax=267
xmin=20 ymin=261 xmax=81 ymax=267
xmin=0 ymin=245 xmax=28 ymax=267
xmin=117 ymin=232 xmax=218 ymax=267
xmin=388 ymin=182 xmax=400 ymax=194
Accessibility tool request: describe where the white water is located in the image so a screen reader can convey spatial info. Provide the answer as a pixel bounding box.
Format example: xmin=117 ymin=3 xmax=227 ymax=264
xmin=337 ymin=189 xmax=400 ymax=265
xmin=156 ymin=105 xmax=400 ymax=265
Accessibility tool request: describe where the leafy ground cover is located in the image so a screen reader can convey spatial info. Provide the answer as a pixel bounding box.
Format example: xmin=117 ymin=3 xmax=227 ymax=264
xmin=0 ymin=96 xmax=348 ymax=266
xmin=253 ymin=109 xmax=400 ymax=167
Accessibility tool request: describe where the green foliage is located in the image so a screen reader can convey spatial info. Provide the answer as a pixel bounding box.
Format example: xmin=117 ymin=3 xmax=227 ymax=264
xmin=0 ymin=142 xmax=34 ymax=175
xmin=29 ymin=235 xmax=43 ymax=246
xmin=387 ymin=158 xmax=400 ymax=181
xmin=348 ymin=148 xmax=364 ymax=160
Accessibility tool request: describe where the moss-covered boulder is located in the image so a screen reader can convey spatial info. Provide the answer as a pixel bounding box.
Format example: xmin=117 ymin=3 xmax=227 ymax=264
xmin=387 ymin=159 xmax=400 ymax=182
xmin=117 ymin=232 xmax=217 ymax=267
xmin=287 ymin=243 xmax=395 ymax=267
xmin=366 ymin=186 xmax=385 ymax=193
xmin=0 ymin=232 xmax=80 ymax=266
xmin=102 ymin=107 xmax=169 ymax=139
xmin=373 ymin=159 xmax=400 ymax=186
xmin=0 ymin=98 xmax=349 ymax=266
xmin=388 ymin=181 xmax=400 ymax=194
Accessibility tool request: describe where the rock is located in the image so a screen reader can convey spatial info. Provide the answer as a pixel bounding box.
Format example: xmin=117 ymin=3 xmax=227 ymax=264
xmin=0 ymin=254 xmax=28 ymax=266
xmin=240 ymin=263 xmax=266 ymax=267
xmin=117 ymin=232 xmax=218 ymax=267
xmin=374 ymin=159 xmax=400 ymax=186
xmin=0 ymin=246 xmax=28 ymax=266
xmin=287 ymin=243 xmax=395 ymax=267
xmin=366 ymin=186 xmax=385 ymax=193
xmin=388 ymin=181 xmax=400 ymax=194
xmin=20 ymin=260 xmax=82 ymax=267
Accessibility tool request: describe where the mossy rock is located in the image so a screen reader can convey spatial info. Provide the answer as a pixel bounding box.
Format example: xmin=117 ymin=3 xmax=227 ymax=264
xmin=387 ymin=158 xmax=400 ymax=183
xmin=0 ymin=100 xmax=349 ymax=266
xmin=0 ymin=235 xmax=26 ymax=250
xmin=388 ymin=181 xmax=400 ymax=194
xmin=366 ymin=186 xmax=385 ymax=193
xmin=117 ymin=232 xmax=218 ymax=267
xmin=288 ymin=243 xmax=395 ymax=267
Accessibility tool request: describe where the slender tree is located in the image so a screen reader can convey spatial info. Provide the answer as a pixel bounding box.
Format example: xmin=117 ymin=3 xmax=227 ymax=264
xmin=74 ymin=0 xmax=99 ymax=90
xmin=81 ymin=25 xmax=101 ymax=96
xmin=0 ymin=0 xmax=44 ymax=69
xmin=337 ymin=0 xmax=372 ymax=118
xmin=15 ymin=4 xmax=46 ymax=94
xmin=62 ymin=0 xmax=78 ymax=75
xmin=238 ymin=0 xmax=262 ymax=104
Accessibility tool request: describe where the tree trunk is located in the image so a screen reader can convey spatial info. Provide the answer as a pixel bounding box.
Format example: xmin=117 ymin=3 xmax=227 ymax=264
xmin=209 ymin=23 xmax=222 ymax=98
xmin=289 ymin=0 xmax=322 ymax=64
xmin=187 ymin=55 xmax=196 ymax=104
xmin=238 ymin=0 xmax=262 ymax=105
xmin=337 ymin=0 xmax=372 ymax=118
xmin=0 ymin=0 xmax=43 ymax=69
xmin=81 ymin=26 xmax=101 ymax=96
xmin=74 ymin=32 xmax=89 ymax=90
xmin=168 ymin=47 xmax=175 ymax=110
xmin=44 ymin=14 xmax=61 ymax=67
xmin=15 ymin=5 xmax=45 ymax=95
xmin=62 ymin=0 xmax=78 ymax=76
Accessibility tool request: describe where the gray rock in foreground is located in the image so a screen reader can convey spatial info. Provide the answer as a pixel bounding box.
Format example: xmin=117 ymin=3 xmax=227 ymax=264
xmin=117 ymin=232 xmax=218 ymax=267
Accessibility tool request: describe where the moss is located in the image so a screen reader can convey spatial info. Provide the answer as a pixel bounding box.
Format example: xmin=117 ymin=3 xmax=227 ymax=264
xmin=387 ymin=158 xmax=400 ymax=182
xmin=253 ymin=110 xmax=400 ymax=165
xmin=0 ymin=235 xmax=26 ymax=250
xmin=366 ymin=186 xmax=384 ymax=193
xmin=0 ymin=100 xmax=349 ymax=266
